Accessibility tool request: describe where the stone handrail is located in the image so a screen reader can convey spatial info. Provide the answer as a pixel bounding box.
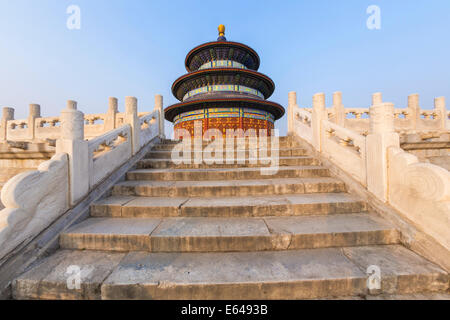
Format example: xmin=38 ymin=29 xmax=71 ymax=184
xmin=0 ymin=98 xmax=159 ymax=143
xmin=88 ymin=124 xmax=133 ymax=189
xmin=289 ymin=91 xmax=450 ymax=252
xmin=6 ymin=120 xmax=28 ymax=128
xmin=4 ymin=119 xmax=30 ymax=142
xmin=290 ymin=101 xmax=312 ymax=144
xmin=388 ymin=147 xmax=450 ymax=251
xmin=0 ymin=153 xmax=69 ymax=260
xmin=344 ymin=108 xmax=370 ymax=119
xmin=0 ymin=95 xmax=165 ymax=260
xmin=140 ymin=110 xmax=160 ymax=148
xmin=34 ymin=116 xmax=61 ymax=141
xmin=322 ymin=119 xmax=367 ymax=185
xmin=320 ymin=92 xmax=448 ymax=133
xmin=88 ymin=124 xmax=131 ymax=156
xmin=323 ymin=120 xmax=366 ymax=154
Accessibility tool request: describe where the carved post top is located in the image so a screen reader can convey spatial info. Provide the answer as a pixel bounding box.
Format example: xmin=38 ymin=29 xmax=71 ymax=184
xmin=288 ymin=92 xmax=297 ymax=106
xmin=434 ymin=96 xmax=445 ymax=111
xmin=60 ymin=100 xmax=84 ymax=140
xmin=369 ymin=102 xmax=395 ymax=134
xmin=108 ymin=97 xmax=118 ymax=113
xmin=372 ymin=92 xmax=383 ymax=106
xmin=125 ymin=96 xmax=138 ymax=115
xmin=154 ymin=94 xmax=163 ymax=110
xmin=2 ymin=107 xmax=14 ymax=121
xmin=29 ymin=104 xmax=41 ymax=118
xmin=332 ymin=91 xmax=343 ymax=107
xmin=313 ymin=93 xmax=326 ymax=112
xmin=67 ymin=100 xmax=78 ymax=110
xmin=408 ymin=93 xmax=420 ymax=110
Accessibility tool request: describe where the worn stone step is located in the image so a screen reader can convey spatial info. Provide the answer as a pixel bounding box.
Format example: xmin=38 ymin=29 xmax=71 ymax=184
xmin=13 ymin=245 xmax=449 ymax=300
xmin=59 ymin=213 xmax=399 ymax=253
xmin=145 ymin=148 xmax=309 ymax=159
xmin=320 ymin=292 xmax=450 ymax=300
xmin=112 ymin=177 xmax=346 ymax=197
xmin=90 ymin=193 xmax=368 ymax=218
xmin=136 ymin=156 xmax=320 ymax=169
xmin=156 ymin=136 xmax=296 ymax=145
xmin=127 ymin=166 xmax=330 ymax=181
xmin=363 ymin=292 xmax=450 ymax=300
xmin=150 ymin=139 xmax=302 ymax=151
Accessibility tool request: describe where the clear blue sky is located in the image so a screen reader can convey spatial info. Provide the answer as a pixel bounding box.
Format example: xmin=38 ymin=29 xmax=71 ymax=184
xmin=1 ymin=0 xmax=449 ymax=136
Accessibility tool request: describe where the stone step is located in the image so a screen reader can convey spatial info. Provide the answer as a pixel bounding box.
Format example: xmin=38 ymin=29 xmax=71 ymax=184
xmin=145 ymin=148 xmax=309 ymax=159
xmin=59 ymin=213 xmax=399 ymax=253
xmin=127 ymin=166 xmax=330 ymax=181
xmin=136 ymin=156 xmax=320 ymax=169
xmin=150 ymin=139 xmax=302 ymax=151
xmin=157 ymin=136 xmax=296 ymax=145
xmin=160 ymin=139 xmax=179 ymax=144
xmin=13 ymin=245 xmax=449 ymax=300
xmin=90 ymin=193 xmax=368 ymax=218
xmin=363 ymin=292 xmax=450 ymax=300
xmin=112 ymin=177 xmax=346 ymax=198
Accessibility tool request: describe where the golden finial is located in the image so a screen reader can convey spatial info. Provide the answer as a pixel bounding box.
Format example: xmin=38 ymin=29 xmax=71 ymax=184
xmin=218 ymin=24 xmax=225 ymax=37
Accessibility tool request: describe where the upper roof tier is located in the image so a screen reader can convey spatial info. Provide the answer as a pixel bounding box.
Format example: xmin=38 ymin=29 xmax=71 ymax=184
xmin=186 ymin=23 xmax=262 ymax=71
xmin=185 ymin=25 xmax=260 ymax=72
xmin=185 ymin=41 xmax=260 ymax=72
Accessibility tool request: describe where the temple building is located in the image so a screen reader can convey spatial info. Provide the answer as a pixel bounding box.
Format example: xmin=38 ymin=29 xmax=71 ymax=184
xmin=164 ymin=25 xmax=285 ymax=137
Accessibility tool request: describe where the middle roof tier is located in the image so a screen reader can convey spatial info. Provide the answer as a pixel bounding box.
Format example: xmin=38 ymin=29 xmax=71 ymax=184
xmin=171 ymin=68 xmax=276 ymax=102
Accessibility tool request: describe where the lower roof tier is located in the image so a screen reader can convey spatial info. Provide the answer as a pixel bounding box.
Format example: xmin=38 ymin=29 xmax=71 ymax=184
xmin=164 ymin=97 xmax=285 ymax=122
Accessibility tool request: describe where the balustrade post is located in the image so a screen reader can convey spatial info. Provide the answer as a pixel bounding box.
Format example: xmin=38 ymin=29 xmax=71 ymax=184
xmin=56 ymin=100 xmax=89 ymax=206
xmin=288 ymin=91 xmax=297 ymax=136
xmin=366 ymin=97 xmax=399 ymax=202
xmin=28 ymin=104 xmax=41 ymax=141
xmin=1 ymin=107 xmax=14 ymax=142
xmin=372 ymin=92 xmax=383 ymax=105
xmin=312 ymin=93 xmax=326 ymax=152
xmin=332 ymin=91 xmax=345 ymax=126
xmin=125 ymin=96 xmax=140 ymax=155
xmin=434 ymin=97 xmax=446 ymax=130
xmin=105 ymin=97 xmax=118 ymax=132
xmin=407 ymin=93 xmax=420 ymax=130
xmin=155 ymin=94 xmax=165 ymax=139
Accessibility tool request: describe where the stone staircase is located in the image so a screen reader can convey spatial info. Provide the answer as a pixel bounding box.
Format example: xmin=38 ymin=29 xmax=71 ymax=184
xmin=12 ymin=137 xmax=449 ymax=300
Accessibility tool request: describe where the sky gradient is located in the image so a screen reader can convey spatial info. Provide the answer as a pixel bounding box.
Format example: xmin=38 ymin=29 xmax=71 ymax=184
xmin=1 ymin=0 xmax=449 ymax=136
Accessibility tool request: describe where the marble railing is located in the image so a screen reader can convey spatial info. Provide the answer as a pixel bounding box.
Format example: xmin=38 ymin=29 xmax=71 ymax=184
xmin=289 ymin=91 xmax=450 ymax=253
xmin=0 ymin=98 xmax=157 ymax=143
xmin=0 ymin=95 xmax=164 ymax=260
xmin=295 ymin=92 xmax=449 ymax=135
xmin=321 ymin=119 xmax=367 ymax=186
xmin=292 ymin=108 xmax=312 ymax=144
xmin=88 ymin=124 xmax=133 ymax=189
